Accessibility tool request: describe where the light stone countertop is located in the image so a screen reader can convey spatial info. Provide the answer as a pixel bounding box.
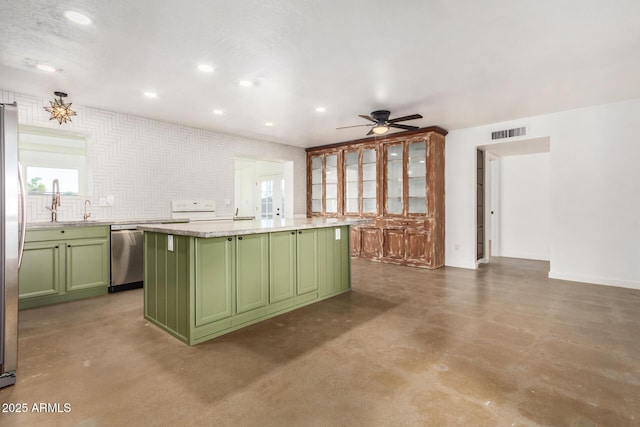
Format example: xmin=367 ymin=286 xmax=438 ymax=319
xmin=137 ymin=217 xmax=370 ymax=238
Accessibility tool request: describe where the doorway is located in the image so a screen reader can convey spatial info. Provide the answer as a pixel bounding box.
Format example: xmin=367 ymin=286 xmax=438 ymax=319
xmin=258 ymin=175 xmax=284 ymax=219
xmin=477 ymin=137 xmax=551 ymax=264
xmin=234 ymin=159 xmax=293 ymax=219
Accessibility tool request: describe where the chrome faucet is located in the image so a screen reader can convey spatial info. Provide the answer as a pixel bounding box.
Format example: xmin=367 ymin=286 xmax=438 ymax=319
xmin=45 ymin=179 xmax=61 ymax=222
xmin=83 ymin=199 xmax=91 ymax=221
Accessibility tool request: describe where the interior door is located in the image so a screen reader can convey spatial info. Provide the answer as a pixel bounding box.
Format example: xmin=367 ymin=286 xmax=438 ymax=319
xmin=477 ymin=149 xmax=485 ymax=261
xmin=258 ymin=175 xmax=284 ymax=219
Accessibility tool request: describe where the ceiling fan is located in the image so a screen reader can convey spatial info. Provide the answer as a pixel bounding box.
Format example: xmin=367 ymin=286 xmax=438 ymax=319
xmin=337 ymin=110 xmax=423 ymax=136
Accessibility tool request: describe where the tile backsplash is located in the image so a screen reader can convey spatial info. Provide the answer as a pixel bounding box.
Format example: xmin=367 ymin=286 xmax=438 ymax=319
xmin=2 ymin=89 xmax=307 ymax=223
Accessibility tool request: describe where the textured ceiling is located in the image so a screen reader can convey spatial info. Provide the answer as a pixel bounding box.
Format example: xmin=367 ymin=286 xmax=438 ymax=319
xmin=1 ymin=0 xmax=640 ymax=148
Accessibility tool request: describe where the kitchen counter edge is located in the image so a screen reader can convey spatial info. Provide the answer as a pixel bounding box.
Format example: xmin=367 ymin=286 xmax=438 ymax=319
xmin=26 ymin=218 xmax=188 ymax=229
xmin=137 ymin=218 xmax=371 ymax=238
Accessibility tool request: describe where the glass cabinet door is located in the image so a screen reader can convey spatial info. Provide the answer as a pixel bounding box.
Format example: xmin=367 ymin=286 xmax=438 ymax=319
xmin=407 ymin=141 xmax=427 ymax=214
xmin=362 ymin=148 xmax=377 ymax=214
xmin=325 ymin=154 xmax=338 ymax=213
xmin=310 ymin=155 xmax=323 ymax=213
xmin=385 ymin=144 xmax=403 ymax=214
xmin=344 ymin=151 xmax=359 ymax=214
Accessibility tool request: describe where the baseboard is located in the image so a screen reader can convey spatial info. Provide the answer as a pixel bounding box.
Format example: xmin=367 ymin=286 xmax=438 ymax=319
xmin=548 ymin=271 xmax=640 ymax=290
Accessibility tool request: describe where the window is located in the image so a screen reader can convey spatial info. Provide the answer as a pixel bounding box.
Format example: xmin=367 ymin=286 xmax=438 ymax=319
xmin=18 ymin=126 xmax=89 ymax=196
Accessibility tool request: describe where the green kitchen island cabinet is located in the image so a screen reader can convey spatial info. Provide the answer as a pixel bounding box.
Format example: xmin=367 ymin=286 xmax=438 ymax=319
xmin=18 ymin=225 xmax=111 ymax=310
xmin=139 ymin=218 xmax=361 ymax=345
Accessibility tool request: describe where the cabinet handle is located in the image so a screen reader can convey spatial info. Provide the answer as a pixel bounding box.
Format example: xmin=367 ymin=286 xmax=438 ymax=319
xmin=291 ymin=231 xmax=295 ymax=235
xmin=238 ymin=236 xmax=243 ymax=240
xmin=55 ymin=245 xmax=59 ymax=248
xmin=227 ymin=237 xmax=232 ymax=241
xmin=298 ymin=231 xmax=302 ymax=234
xmin=61 ymin=230 xmax=65 ymax=233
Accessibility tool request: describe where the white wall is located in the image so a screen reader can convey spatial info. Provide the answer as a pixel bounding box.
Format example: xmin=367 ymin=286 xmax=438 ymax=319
xmin=446 ymin=97 xmax=640 ymax=289
xmin=498 ymin=153 xmax=550 ymax=260
xmin=1 ymin=90 xmax=307 ymax=222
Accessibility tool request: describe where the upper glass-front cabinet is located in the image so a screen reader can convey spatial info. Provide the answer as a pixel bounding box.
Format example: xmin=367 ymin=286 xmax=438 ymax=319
xmin=310 ymin=155 xmax=323 ymax=213
xmin=344 ymin=150 xmax=359 ymax=214
xmin=385 ymin=144 xmax=403 ymax=215
xmin=384 ymin=139 xmax=428 ymax=216
xmin=408 ymin=141 xmax=426 ymax=214
xmin=343 ymin=146 xmax=378 ymax=216
xmin=325 ymin=154 xmax=338 ymax=213
xmin=308 ymin=136 xmax=432 ymax=218
xmin=362 ymin=148 xmax=377 ymax=213
xmin=308 ymin=151 xmax=341 ymax=216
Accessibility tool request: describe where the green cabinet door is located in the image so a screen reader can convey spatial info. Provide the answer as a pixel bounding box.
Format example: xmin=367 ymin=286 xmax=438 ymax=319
xmin=296 ymin=229 xmax=318 ymax=295
xmin=19 ymin=225 xmax=110 ymax=310
xmin=19 ymin=241 xmax=60 ymax=299
xmin=195 ymin=236 xmax=235 ymax=326
xmin=236 ymin=233 xmax=269 ymax=314
xmin=269 ymin=231 xmax=296 ymax=303
xmin=318 ymin=226 xmax=351 ymax=297
xmin=65 ymin=239 xmax=110 ymax=291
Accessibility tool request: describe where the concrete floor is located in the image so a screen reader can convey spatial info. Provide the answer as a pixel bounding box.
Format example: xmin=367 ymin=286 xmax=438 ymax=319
xmin=1 ymin=257 xmax=639 ymax=426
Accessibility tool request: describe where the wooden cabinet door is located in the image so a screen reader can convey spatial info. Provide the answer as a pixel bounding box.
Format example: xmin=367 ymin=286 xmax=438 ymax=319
xmin=19 ymin=241 xmax=60 ymax=299
xmin=236 ymin=233 xmax=269 ymax=314
xmin=383 ymin=228 xmax=405 ymax=259
xmin=360 ymin=228 xmax=382 ymax=259
xmin=65 ymin=238 xmax=109 ymax=291
xmin=195 ymin=236 xmax=235 ymax=326
xmin=296 ymin=229 xmax=318 ymax=295
xmin=269 ymin=231 xmax=296 ymax=303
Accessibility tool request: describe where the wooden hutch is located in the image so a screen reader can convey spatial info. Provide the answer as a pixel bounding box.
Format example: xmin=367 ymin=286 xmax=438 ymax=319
xmin=306 ymin=126 xmax=446 ymax=269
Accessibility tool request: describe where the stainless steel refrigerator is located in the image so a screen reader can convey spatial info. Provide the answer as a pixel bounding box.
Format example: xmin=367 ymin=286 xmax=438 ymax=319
xmin=1 ymin=102 xmax=25 ymax=389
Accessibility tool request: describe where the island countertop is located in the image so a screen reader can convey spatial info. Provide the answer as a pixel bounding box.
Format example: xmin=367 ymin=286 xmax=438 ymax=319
xmin=137 ymin=217 xmax=369 ymax=238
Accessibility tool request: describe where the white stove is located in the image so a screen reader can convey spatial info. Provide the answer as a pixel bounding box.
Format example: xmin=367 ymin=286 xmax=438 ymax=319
xmin=171 ymin=200 xmax=227 ymax=222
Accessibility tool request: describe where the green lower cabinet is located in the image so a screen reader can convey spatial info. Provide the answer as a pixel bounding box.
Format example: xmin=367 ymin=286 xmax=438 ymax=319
xmin=144 ymin=226 xmax=352 ymax=345
xmin=194 ymin=236 xmax=235 ymax=326
xmin=296 ymin=229 xmax=318 ymax=295
xmin=236 ymin=233 xmax=269 ymax=314
xmin=19 ymin=241 xmax=60 ymax=299
xmin=269 ymin=231 xmax=296 ymax=303
xmin=18 ymin=226 xmax=110 ymax=310
xmin=318 ymin=226 xmax=351 ymax=297
xmin=65 ymin=239 xmax=110 ymax=292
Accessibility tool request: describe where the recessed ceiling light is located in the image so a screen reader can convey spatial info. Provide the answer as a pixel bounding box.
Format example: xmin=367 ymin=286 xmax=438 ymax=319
xmin=238 ymin=80 xmax=253 ymax=87
xmin=265 ymin=122 xmax=274 ymax=127
xmin=315 ymin=107 xmax=326 ymax=112
xmin=213 ymin=109 xmax=224 ymax=115
xmin=36 ymin=64 xmax=56 ymax=72
xmin=143 ymin=92 xmax=158 ymax=98
xmin=198 ymin=64 xmax=214 ymax=73
xmin=64 ymin=10 xmax=92 ymax=25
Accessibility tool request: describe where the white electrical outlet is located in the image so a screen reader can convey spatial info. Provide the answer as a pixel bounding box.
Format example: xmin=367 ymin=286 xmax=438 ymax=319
xmin=168 ymin=235 xmax=174 ymax=251
xmin=335 ymin=228 xmax=341 ymax=240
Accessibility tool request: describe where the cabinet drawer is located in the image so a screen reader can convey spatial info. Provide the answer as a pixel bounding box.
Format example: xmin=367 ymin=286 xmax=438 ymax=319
xmin=26 ymin=225 xmax=109 ymax=242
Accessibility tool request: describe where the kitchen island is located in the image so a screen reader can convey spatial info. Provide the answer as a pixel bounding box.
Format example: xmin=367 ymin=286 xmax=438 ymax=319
xmin=138 ymin=218 xmax=364 ymax=345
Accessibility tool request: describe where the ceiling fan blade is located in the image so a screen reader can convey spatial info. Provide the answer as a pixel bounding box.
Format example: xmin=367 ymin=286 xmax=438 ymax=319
xmin=358 ymin=114 xmax=377 ymax=123
xmin=366 ymin=128 xmax=375 ymax=136
xmin=388 ymin=114 xmax=423 ymax=123
xmin=336 ymin=124 xmax=374 ymax=129
xmin=388 ymin=123 xmax=419 ymax=131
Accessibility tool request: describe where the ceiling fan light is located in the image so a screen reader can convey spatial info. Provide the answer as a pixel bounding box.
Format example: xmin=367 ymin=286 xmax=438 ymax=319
xmin=372 ymin=125 xmax=389 ymax=135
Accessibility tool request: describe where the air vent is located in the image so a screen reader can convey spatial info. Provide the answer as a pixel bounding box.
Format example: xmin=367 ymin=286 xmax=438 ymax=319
xmin=491 ymin=126 xmax=527 ymax=140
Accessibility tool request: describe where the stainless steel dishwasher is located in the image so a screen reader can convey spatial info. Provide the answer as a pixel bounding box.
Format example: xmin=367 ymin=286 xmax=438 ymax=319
xmin=109 ymin=224 xmax=144 ymax=292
